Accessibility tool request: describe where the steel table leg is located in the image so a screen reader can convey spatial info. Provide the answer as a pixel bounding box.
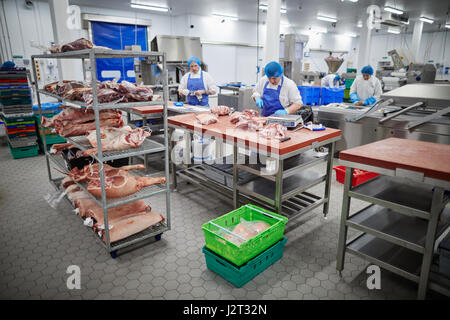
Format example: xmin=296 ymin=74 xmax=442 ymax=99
xmin=233 ymin=144 xmax=239 ymax=209
xmin=417 ymin=187 xmax=444 ymax=299
xmin=336 ymin=167 xmax=353 ymax=272
xmin=323 ymin=142 xmax=335 ymax=217
xmin=275 ymin=159 xmax=284 ymax=214
xmin=169 ymin=127 xmax=177 ymax=191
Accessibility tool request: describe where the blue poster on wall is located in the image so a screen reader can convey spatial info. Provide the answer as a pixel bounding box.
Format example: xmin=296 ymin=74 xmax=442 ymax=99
xmin=91 ymin=21 xmax=147 ymax=83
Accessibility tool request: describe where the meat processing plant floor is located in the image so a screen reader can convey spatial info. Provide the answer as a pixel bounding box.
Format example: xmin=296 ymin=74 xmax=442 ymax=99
xmin=0 ymin=138 xmax=447 ymax=300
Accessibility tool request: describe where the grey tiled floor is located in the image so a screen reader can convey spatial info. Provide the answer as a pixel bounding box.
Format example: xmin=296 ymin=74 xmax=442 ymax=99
xmin=0 ymin=139 xmax=446 ymax=300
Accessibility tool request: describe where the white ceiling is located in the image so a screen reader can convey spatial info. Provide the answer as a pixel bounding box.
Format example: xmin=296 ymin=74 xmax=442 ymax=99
xmin=70 ymin=0 xmax=450 ymax=35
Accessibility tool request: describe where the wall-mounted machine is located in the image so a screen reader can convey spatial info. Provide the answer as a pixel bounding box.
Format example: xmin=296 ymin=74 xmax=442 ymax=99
xmin=217 ymin=85 xmax=255 ymax=112
xmin=134 ymin=35 xmax=206 ymax=100
xmin=279 ymin=34 xmax=306 ymax=84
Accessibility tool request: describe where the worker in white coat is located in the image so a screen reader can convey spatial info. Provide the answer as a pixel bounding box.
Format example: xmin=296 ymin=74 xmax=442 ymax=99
xmin=178 ymin=56 xmax=219 ymax=107
xmin=350 ymin=65 xmax=382 ymax=106
xmin=252 ymin=61 xmax=303 ymax=117
xmin=321 ymin=74 xmax=341 ymax=88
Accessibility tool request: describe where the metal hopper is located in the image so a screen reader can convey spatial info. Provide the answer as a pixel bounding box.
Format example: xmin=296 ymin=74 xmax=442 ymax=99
xmin=324 ymin=57 xmax=344 ymax=73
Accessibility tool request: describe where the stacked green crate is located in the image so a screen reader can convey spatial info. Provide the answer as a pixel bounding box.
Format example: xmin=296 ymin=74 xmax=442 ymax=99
xmin=202 ymin=204 xmax=288 ymax=287
xmin=0 ymin=70 xmax=38 ymax=159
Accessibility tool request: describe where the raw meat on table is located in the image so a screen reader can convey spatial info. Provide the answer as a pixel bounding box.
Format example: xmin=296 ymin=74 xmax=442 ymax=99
xmin=230 ymin=109 xmax=267 ymax=131
xmin=260 ymin=123 xmax=287 ymax=139
xmin=84 ymin=126 xmax=151 ymax=155
xmin=195 ymin=113 xmax=218 ymax=125
xmin=210 ymin=105 xmax=231 ymax=116
xmin=61 ymin=38 xmax=94 ymax=52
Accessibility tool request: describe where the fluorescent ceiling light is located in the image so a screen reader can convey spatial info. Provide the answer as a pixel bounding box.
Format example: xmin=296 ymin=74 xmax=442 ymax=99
xmin=356 ymin=22 xmax=363 ymax=28
xmin=420 ymin=16 xmax=434 ymax=24
xmin=387 ymin=27 xmax=401 ymax=34
xmin=310 ymin=26 xmax=327 ymax=33
xmin=259 ymin=4 xmax=287 ymax=14
xmin=341 ymin=0 xmax=359 ymax=2
xmin=345 ymin=33 xmax=357 ymax=37
xmin=383 ymin=6 xmax=404 ymax=15
xmin=317 ymin=15 xmax=337 ymax=23
xmin=401 ymin=20 xmax=409 ymax=25
xmin=445 ymin=24 xmax=450 ymax=29
xmin=212 ymin=13 xmax=239 ymax=21
xmin=130 ymin=3 xmax=169 ymax=12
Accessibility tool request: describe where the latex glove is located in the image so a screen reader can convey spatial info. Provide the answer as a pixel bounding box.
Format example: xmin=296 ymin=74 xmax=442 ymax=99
xmin=255 ymin=97 xmax=264 ymax=109
xmin=181 ymin=89 xmax=189 ymax=96
xmin=349 ymin=92 xmax=360 ymax=103
xmin=274 ymin=109 xmax=287 ymax=115
xmin=363 ymin=97 xmax=376 ymax=105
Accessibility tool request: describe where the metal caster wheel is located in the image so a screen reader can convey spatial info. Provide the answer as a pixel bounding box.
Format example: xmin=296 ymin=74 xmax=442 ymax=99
xmin=110 ymin=250 xmax=117 ymax=259
xmin=155 ymin=233 xmax=163 ymax=241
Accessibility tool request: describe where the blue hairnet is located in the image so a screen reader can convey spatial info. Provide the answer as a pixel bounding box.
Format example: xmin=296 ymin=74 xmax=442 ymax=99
xmin=334 ymin=75 xmax=341 ymax=81
xmin=1 ymin=61 xmax=15 ymax=69
xmin=264 ymin=61 xmax=284 ymax=77
xmin=187 ymin=56 xmax=201 ymax=67
xmin=361 ymin=65 xmax=374 ymax=75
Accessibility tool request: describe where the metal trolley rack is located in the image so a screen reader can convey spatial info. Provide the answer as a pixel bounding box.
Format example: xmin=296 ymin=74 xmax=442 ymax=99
xmin=31 ymin=49 xmax=171 ymax=257
xmin=336 ymin=138 xmax=450 ymax=299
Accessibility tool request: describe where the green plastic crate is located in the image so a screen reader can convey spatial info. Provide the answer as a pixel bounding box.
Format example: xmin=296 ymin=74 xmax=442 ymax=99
xmin=203 ymin=237 xmax=287 ymax=287
xmin=202 ymin=204 xmax=288 ymax=266
xmin=7 ymin=142 xmax=39 ymax=159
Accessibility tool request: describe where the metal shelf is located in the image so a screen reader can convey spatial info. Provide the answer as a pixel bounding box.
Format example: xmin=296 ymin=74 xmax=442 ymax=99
xmin=37 ymin=89 xmax=165 ymax=110
xmin=65 ymin=135 xmax=165 ymax=162
xmin=237 ymin=170 xmax=326 ymax=205
xmin=237 ymin=149 xmax=328 ymax=181
xmin=176 ymin=165 xmax=325 ymax=221
xmin=349 ymin=175 xmax=435 ymax=219
xmin=347 ymin=204 xmax=450 ymax=254
xmin=32 ymin=48 xmax=165 ymax=59
xmin=35 ymin=48 xmax=171 ymax=255
xmin=47 ymin=152 xmax=167 ymax=209
xmin=347 ymin=233 xmax=422 ymax=283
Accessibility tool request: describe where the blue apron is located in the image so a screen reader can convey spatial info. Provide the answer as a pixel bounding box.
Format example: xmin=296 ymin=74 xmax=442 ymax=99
xmin=187 ymin=71 xmax=209 ymax=107
xmin=261 ymin=77 xmax=285 ymax=116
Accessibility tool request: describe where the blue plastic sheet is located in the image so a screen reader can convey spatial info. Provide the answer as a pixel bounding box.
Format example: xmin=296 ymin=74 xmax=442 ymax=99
xmin=91 ymin=22 xmax=147 ymax=83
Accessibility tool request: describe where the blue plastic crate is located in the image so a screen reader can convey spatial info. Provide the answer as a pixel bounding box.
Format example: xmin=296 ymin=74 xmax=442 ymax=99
xmin=297 ymin=86 xmax=320 ymax=106
xmin=32 ymin=102 xmax=62 ymax=115
xmin=203 ymin=237 xmax=287 ymax=288
xmin=320 ymin=87 xmax=345 ymax=105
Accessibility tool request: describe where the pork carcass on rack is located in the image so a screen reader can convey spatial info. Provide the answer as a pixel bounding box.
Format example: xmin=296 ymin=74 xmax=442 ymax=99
xmin=84 ymin=126 xmax=151 ymax=155
xmin=41 ymin=106 xmax=124 ymax=137
xmin=260 ymin=123 xmax=287 ymax=139
xmin=210 ymin=105 xmax=231 ymax=116
xmin=99 ymin=211 xmax=165 ymax=243
xmin=67 ymin=163 xmax=166 ymax=199
xmin=87 ymin=173 xmax=166 ymax=199
xmin=86 ymin=200 xmax=150 ymax=226
xmin=195 ymin=113 xmax=218 ymax=125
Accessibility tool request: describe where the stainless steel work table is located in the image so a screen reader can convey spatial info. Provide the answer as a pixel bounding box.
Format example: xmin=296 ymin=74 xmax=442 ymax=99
xmin=168 ymin=113 xmax=342 ymax=224
xmin=336 ymin=137 xmax=450 ymax=299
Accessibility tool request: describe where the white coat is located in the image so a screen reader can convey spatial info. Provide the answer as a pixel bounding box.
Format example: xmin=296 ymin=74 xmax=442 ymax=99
xmin=350 ymin=75 xmax=382 ymax=102
xmin=321 ymin=74 xmax=339 ymax=88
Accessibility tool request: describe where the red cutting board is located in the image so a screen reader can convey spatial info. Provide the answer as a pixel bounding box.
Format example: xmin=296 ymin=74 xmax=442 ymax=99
xmin=339 ymin=137 xmax=450 ymax=181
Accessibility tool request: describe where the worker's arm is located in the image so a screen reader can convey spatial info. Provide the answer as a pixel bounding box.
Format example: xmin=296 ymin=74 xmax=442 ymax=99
xmin=203 ymin=72 xmax=219 ymax=95
xmin=349 ymin=78 xmax=361 ymax=104
xmin=286 ymin=103 xmax=302 ymax=114
xmin=251 ymin=77 xmax=265 ymax=100
xmin=286 ymin=78 xmax=303 ymax=114
xmin=373 ymin=78 xmax=382 ymax=101
xmin=178 ymin=74 xmax=189 ymax=96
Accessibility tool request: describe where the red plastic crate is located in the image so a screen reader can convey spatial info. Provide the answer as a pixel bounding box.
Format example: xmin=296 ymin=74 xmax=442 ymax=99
xmin=333 ymin=166 xmax=380 ymax=187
